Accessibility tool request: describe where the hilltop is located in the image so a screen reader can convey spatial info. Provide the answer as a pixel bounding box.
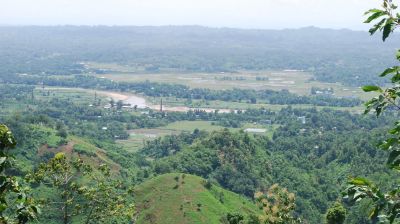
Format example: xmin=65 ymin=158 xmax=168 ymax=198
xmin=133 ymin=173 xmax=261 ymax=224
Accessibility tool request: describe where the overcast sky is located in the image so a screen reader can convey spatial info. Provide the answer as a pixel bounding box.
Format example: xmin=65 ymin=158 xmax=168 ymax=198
xmin=0 ymin=0 xmax=379 ymax=30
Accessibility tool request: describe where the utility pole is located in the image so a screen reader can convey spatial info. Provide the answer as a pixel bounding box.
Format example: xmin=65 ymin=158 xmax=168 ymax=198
xmin=160 ymin=98 xmax=163 ymax=112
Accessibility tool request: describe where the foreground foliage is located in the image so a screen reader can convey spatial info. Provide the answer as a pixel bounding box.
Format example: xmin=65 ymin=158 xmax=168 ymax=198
xmin=344 ymin=0 xmax=400 ymax=223
xmin=0 ymin=124 xmax=39 ymax=223
xmin=27 ymin=153 xmax=135 ymax=224
xmin=254 ymin=184 xmax=300 ymax=224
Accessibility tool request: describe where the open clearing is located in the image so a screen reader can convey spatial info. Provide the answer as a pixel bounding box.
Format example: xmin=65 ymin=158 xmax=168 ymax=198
xmin=35 ymin=87 xmax=105 ymax=104
xmin=118 ymin=121 xmax=224 ymax=152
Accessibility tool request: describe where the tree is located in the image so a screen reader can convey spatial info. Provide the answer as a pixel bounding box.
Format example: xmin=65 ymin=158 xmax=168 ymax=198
xmin=56 ymin=128 xmax=68 ymax=139
xmin=344 ymin=1 xmax=400 ymax=223
xmin=254 ymin=184 xmax=300 ymax=224
xmin=0 ymin=124 xmax=39 ymax=223
xmin=226 ymin=212 xmax=245 ymax=224
xmin=116 ymin=100 xmax=124 ymax=110
xmin=326 ymin=202 xmax=346 ymax=224
xmin=27 ymin=153 xmax=135 ymax=224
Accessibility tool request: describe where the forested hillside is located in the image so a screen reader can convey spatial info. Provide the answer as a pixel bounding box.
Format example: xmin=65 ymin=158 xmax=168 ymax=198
xmin=1 ymin=81 xmax=398 ymax=223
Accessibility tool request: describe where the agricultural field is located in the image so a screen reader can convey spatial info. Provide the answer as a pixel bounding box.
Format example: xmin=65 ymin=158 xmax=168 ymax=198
xmin=146 ymin=97 xmax=365 ymax=113
xmin=117 ymin=121 xmax=277 ymax=152
xmin=35 ymin=86 xmax=366 ymax=114
xmin=118 ymin=121 xmax=226 ymax=152
xmin=35 ymin=87 xmax=106 ymax=105
xmin=87 ymin=62 xmax=374 ymax=100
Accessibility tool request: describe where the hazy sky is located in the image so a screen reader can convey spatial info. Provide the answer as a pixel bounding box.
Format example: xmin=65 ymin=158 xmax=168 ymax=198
xmin=1 ymin=0 xmax=379 ymax=29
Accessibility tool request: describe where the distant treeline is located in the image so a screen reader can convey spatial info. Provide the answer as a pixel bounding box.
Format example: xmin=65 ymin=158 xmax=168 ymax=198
xmin=0 ymin=26 xmax=398 ymax=86
xmin=2 ymin=75 xmax=362 ymax=107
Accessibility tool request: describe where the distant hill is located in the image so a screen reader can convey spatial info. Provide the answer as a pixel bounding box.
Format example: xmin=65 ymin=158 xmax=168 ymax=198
xmin=133 ymin=173 xmax=261 ymax=224
xmin=0 ymin=26 xmax=399 ymax=86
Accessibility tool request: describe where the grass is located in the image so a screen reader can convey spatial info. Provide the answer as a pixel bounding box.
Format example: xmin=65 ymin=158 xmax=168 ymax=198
xmin=34 ymin=87 xmax=105 ymax=105
xmin=73 ymin=143 xmax=97 ymax=157
xmin=117 ymin=129 xmax=178 ymax=153
xmin=68 ymin=136 xmax=120 ymax=170
xmin=160 ymin=121 xmax=225 ymax=132
xmin=241 ymin=123 xmax=280 ymax=139
xmin=133 ymin=173 xmax=261 ymax=224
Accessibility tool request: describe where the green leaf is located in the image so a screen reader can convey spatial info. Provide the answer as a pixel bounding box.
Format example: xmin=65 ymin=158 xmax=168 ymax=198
xmin=0 ymin=157 xmax=6 ymax=165
xmin=31 ymin=205 xmax=41 ymax=214
xmin=0 ymin=125 xmax=16 ymax=149
xmin=380 ymin=66 xmax=400 ymax=77
xmin=364 ymin=11 xmax=387 ymax=23
xmin=362 ymin=85 xmax=383 ymax=92
xmin=387 ymin=150 xmax=400 ymax=167
xmin=383 ymin=18 xmax=394 ymax=41
xmin=369 ymin=18 xmax=387 ymax=35
xmin=380 ymin=138 xmax=398 ymax=150
xmin=396 ymin=50 xmax=400 ymax=61
xmin=391 ymin=72 xmax=400 ymax=82
xmin=364 ymin=9 xmax=384 ymax=15
xmin=349 ymin=177 xmax=371 ymax=186
xmin=375 ymin=102 xmax=387 ymax=117
xmin=369 ymin=207 xmax=379 ymax=219
xmin=0 ymin=203 xmax=7 ymax=212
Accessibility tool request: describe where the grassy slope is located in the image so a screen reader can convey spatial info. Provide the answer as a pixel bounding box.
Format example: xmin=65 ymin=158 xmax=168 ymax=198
xmin=134 ymin=173 xmax=261 ymax=224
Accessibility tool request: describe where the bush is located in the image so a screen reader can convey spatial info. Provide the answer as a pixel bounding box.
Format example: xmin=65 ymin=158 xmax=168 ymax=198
xmin=73 ymin=144 xmax=96 ymax=157
xmin=202 ymin=179 xmax=212 ymax=189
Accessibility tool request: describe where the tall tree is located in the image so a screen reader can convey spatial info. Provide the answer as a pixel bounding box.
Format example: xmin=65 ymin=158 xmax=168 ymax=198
xmin=116 ymin=100 xmax=124 ymax=110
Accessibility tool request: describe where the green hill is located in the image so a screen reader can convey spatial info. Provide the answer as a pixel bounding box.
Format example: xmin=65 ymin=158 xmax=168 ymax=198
xmin=133 ymin=173 xmax=261 ymax=224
